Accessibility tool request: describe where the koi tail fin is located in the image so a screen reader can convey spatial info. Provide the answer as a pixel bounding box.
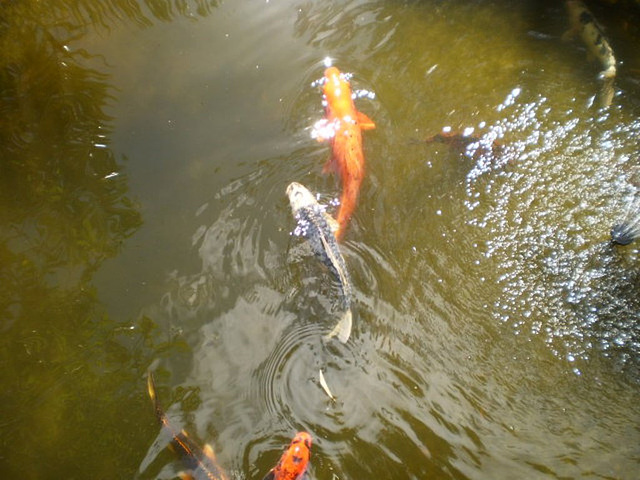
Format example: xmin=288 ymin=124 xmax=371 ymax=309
xmin=599 ymin=75 xmax=615 ymax=108
xmin=325 ymin=308 xmax=352 ymax=343
xmin=319 ymin=369 xmax=336 ymax=401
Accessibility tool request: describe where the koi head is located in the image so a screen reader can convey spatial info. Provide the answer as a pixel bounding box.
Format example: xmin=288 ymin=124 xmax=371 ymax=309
xmin=285 ymin=431 xmax=312 ymax=464
xmin=322 ymin=67 xmax=354 ymax=115
xmin=263 ymin=432 xmax=312 ymax=480
xmin=286 ymin=182 xmax=317 ymax=212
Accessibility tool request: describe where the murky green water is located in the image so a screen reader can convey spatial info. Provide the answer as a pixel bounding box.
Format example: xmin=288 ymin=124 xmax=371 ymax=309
xmin=1 ymin=0 xmax=640 ymax=478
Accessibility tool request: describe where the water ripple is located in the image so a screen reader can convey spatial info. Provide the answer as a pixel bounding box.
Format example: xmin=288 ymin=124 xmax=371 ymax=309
xmin=464 ymin=90 xmax=640 ymax=378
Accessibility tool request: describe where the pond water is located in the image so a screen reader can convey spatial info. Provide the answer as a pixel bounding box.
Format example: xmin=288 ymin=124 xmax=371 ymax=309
xmin=1 ymin=0 xmax=640 ymax=478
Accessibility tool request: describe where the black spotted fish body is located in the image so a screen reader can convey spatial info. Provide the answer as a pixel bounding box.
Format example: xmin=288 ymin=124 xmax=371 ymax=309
xmin=565 ymin=0 xmax=616 ymax=78
xmin=564 ymin=0 xmax=616 ymax=106
xmin=287 ymin=182 xmax=353 ymax=343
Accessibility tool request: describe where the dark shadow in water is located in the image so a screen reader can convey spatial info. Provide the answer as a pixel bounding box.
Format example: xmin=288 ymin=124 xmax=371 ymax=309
xmin=0 ymin=1 xmax=218 ymax=477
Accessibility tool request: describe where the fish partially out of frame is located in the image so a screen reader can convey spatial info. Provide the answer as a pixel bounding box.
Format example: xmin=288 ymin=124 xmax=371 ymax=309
xmin=287 ymin=181 xmax=353 ymax=343
xmin=611 ymin=222 xmax=639 ymax=246
xmin=147 ymin=371 xmax=228 ymax=480
xmin=262 ymin=432 xmax=312 ymax=480
xmin=564 ymin=0 xmax=616 ymax=107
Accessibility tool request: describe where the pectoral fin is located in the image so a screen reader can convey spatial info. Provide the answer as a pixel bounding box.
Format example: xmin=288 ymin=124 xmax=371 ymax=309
xmin=323 ymin=155 xmax=337 ymax=174
xmin=322 ymin=212 xmax=340 ymax=233
xmin=325 ymin=309 xmax=352 ymax=343
xmin=356 ymin=111 xmax=375 ymax=130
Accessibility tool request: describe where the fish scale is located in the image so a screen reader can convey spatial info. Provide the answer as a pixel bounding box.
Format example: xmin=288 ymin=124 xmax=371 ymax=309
xmin=293 ymin=204 xmax=352 ymax=311
xmin=287 ymin=182 xmax=353 ymax=343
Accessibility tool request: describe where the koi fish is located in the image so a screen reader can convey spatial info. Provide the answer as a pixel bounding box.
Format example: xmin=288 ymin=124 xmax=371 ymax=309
xmin=610 ymin=221 xmax=639 ymax=246
xmin=262 ymin=432 xmax=312 ymax=480
xmin=147 ymin=371 xmax=228 ymax=480
xmin=564 ymin=0 xmax=616 ymax=106
xmin=313 ymin=66 xmax=375 ymax=241
xmin=287 ymin=181 xmax=353 ymax=343
xmin=421 ymin=130 xmax=503 ymax=158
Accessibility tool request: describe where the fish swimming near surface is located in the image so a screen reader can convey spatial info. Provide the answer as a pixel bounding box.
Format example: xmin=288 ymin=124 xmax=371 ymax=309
xmin=262 ymin=432 xmax=312 ymax=480
xmin=564 ymin=0 xmax=616 ymax=106
xmin=312 ymin=66 xmax=375 ymax=241
xmin=287 ymin=181 xmax=353 ymax=343
xmin=421 ymin=129 xmax=503 ymax=159
xmin=147 ymin=371 xmax=229 ymax=480
xmin=610 ymin=221 xmax=639 ymax=246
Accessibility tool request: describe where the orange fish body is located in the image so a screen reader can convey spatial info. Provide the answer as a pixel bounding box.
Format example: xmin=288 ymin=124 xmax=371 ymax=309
xmin=262 ymin=432 xmax=312 ymax=480
xmin=317 ymin=66 xmax=375 ymax=241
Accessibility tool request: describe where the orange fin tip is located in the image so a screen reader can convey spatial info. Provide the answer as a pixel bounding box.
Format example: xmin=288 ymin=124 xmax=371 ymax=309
xmin=356 ymin=111 xmax=375 ymax=130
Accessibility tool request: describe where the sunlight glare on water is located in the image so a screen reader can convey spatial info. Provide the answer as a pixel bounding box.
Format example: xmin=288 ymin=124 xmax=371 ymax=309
xmin=465 ymin=88 xmax=640 ymax=378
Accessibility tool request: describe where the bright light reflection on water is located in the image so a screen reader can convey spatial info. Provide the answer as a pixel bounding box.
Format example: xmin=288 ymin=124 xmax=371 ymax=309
xmin=465 ymin=90 xmax=640 ymax=377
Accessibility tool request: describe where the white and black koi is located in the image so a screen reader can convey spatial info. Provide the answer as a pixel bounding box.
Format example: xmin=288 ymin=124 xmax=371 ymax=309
xmin=286 ymin=182 xmax=353 ymax=343
xmin=564 ymin=0 xmax=616 ymax=106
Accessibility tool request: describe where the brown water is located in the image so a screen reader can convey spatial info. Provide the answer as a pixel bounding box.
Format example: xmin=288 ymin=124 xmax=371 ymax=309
xmin=1 ymin=0 xmax=640 ymax=478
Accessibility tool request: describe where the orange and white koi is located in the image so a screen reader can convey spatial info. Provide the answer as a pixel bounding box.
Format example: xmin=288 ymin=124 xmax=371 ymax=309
xmin=262 ymin=432 xmax=312 ymax=480
xmin=147 ymin=372 xmax=228 ymax=480
xmin=312 ymin=66 xmax=375 ymax=241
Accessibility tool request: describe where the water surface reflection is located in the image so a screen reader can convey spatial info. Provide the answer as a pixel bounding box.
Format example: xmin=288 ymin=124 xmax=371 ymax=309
xmin=2 ymin=0 xmax=640 ymax=479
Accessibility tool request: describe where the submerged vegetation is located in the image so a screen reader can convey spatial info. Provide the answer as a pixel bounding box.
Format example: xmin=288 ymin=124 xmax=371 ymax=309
xmin=0 ymin=1 xmax=219 ymax=477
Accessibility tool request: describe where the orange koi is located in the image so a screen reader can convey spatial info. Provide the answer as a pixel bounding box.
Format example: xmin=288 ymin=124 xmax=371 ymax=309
xmin=262 ymin=432 xmax=312 ymax=480
xmin=314 ymin=66 xmax=375 ymax=241
xmin=147 ymin=371 xmax=228 ymax=480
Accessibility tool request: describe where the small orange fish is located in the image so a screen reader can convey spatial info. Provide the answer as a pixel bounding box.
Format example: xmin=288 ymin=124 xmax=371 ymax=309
xmin=262 ymin=432 xmax=312 ymax=480
xmin=147 ymin=371 xmax=228 ymax=480
xmin=314 ymin=66 xmax=375 ymax=241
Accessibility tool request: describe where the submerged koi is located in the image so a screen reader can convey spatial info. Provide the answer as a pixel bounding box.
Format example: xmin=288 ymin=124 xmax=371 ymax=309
xmin=262 ymin=432 xmax=312 ymax=480
xmin=422 ymin=130 xmax=503 ymax=158
xmin=147 ymin=372 xmax=228 ymax=480
xmin=313 ymin=66 xmax=375 ymax=241
xmin=564 ymin=0 xmax=616 ymax=106
xmin=287 ymin=181 xmax=353 ymax=343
